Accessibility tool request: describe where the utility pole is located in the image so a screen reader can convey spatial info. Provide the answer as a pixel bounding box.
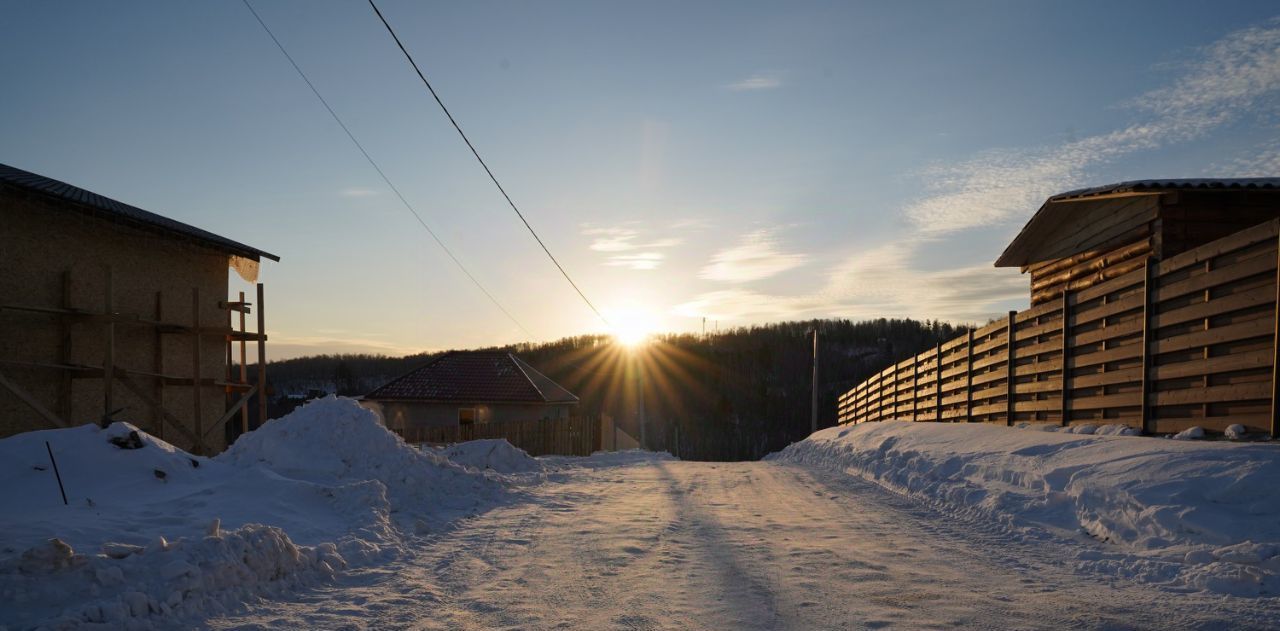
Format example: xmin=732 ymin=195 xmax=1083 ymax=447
xmin=811 ymin=327 xmax=820 ymax=435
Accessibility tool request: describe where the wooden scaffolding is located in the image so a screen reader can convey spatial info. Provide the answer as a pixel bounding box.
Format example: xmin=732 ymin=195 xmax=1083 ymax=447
xmin=0 ymin=266 xmax=268 ymax=454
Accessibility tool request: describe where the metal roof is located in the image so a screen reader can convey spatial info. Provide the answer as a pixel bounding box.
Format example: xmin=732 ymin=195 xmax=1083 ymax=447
xmin=364 ymin=351 xmax=579 ymax=404
xmin=1049 ymin=178 xmax=1280 ymax=202
xmin=0 ymin=163 xmax=279 ymax=262
xmin=996 ymin=178 xmax=1280 ymax=267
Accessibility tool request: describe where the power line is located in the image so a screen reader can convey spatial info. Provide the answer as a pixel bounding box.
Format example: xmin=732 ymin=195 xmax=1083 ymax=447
xmin=366 ymin=0 xmax=610 ymax=327
xmin=241 ymin=0 xmax=533 ymax=339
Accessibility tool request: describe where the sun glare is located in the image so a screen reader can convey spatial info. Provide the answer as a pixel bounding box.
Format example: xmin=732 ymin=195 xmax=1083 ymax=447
xmin=609 ymin=307 xmax=657 ymax=348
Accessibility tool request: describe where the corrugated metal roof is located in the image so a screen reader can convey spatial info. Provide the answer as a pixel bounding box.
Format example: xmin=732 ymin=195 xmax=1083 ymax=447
xmin=0 ymin=163 xmax=279 ymax=262
xmin=1049 ymin=178 xmax=1280 ymax=202
xmin=364 ymin=351 xmax=579 ymax=404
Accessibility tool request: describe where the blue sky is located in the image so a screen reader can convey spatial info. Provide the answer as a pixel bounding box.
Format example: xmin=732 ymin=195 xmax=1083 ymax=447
xmin=3 ymin=1 xmax=1279 ymax=358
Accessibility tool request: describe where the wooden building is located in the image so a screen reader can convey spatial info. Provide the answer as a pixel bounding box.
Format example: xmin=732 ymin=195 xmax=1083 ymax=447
xmin=996 ymin=179 xmax=1280 ymax=305
xmin=0 ymin=164 xmax=278 ymax=453
xmin=838 ymin=178 xmax=1280 ymax=436
xmin=362 ymin=351 xmax=579 ymax=433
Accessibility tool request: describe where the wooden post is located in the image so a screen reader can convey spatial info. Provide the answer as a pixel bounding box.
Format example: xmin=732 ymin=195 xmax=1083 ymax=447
xmin=1006 ymin=310 xmax=1017 ymax=426
xmin=153 ymin=291 xmax=164 ymax=440
xmin=1060 ymin=289 xmax=1071 ymax=427
xmin=1140 ymin=258 xmax=1156 ymax=435
xmin=911 ymin=354 xmax=919 ymax=422
xmin=935 ymin=341 xmax=943 ymax=422
xmin=57 ymin=271 xmax=73 ymax=424
xmin=965 ymin=329 xmax=974 ymax=423
xmin=1271 ymin=233 xmax=1280 ymax=439
xmin=256 ymin=283 xmax=267 ymax=429
xmin=103 ymin=266 xmax=115 ymax=421
xmin=191 ymin=287 xmax=203 ymax=454
xmin=239 ymin=291 xmax=249 ymax=434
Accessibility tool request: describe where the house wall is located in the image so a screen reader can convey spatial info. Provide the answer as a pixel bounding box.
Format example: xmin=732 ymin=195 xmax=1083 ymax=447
xmin=1024 ymin=192 xmax=1280 ymax=306
xmin=0 ymin=188 xmax=233 ymax=453
xmin=366 ymin=400 xmax=575 ymax=433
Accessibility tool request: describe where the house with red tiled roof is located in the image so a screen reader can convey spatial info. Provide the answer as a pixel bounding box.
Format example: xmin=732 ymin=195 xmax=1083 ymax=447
xmin=360 ymin=351 xmax=579 ymax=433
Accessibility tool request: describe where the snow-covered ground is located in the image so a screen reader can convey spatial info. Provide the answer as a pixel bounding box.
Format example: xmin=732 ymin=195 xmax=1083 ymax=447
xmin=4 ymin=402 xmax=1280 ymax=629
xmin=769 ymin=421 xmax=1280 ymax=597
xmin=0 ymin=397 xmax=517 ymax=629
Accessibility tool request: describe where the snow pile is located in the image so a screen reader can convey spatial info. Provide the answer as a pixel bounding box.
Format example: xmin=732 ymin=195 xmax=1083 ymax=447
xmin=770 ymin=421 xmax=1280 ymax=596
xmin=0 ymin=397 xmax=510 ymax=629
xmin=440 ymin=439 xmax=544 ymax=474
xmin=221 ymin=396 xmax=511 ymax=533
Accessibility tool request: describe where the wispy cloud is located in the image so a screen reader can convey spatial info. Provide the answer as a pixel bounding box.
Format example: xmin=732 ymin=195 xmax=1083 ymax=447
xmin=906 ymin=20 xmax=1280 ymax=235
xmin=676 ymin=239 xmax=1024 ymax=323
xmin=339 ymin=187 xmax=380 ymax=198
xmin=679 ymin=21 xmax=1280 ymax=329
xmin=1218 ymin=135 xmax=1280 ymax=176
xmin=724 ymin=72 xmax=782 ymax=91
xmin=581 ymin=224 xmax=683 ymax=270
xmin=698 ymin=228 xmax=808 ymax=283
xmin=606 ymin=252 xmax=664 ymax=270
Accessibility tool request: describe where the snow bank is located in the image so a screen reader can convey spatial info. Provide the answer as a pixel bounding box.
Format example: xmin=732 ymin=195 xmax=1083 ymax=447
xmin=221 ymin=396 xmax=511 ymax=533
xmin=0 ymin=397 xmax=510 ymax=629
xmin=440 ymin=439 xmax=544 ymax=474
xmin=770 ymin=421 xmax=1280 ymax=596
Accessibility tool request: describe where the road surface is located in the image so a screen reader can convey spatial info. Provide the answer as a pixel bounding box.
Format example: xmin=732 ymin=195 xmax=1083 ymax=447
xmin=209 ymin=458 xmax=1278 ymax=630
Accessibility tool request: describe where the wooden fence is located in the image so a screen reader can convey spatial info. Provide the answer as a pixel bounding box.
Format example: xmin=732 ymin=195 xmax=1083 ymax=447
xmin=838 ymin=219 xmax=1280 ymax=436
xmin=394 ymin=415 xmax=600 ymax=457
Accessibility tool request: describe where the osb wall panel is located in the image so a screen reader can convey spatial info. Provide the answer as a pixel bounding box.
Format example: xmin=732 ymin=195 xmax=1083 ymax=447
xmin=1 ymin=191 xmax=232 ymax=453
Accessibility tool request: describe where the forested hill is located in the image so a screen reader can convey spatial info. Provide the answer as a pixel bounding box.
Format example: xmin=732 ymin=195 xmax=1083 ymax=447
xmin=267 ymin=318 xmax=968 ymax=460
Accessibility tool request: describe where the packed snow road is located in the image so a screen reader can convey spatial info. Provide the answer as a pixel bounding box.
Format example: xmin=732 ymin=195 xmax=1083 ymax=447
xmin=208 ymin=458 xmax=1276 ymax=630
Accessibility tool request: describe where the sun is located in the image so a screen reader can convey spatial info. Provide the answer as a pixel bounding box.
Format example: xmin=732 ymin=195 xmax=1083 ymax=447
xmin=609 ymin=307 xmax=657 ymax=348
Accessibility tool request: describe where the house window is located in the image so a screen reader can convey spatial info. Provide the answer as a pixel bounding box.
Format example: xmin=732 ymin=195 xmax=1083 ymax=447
xmin=458 ymin=407 xmax=478 ymax=425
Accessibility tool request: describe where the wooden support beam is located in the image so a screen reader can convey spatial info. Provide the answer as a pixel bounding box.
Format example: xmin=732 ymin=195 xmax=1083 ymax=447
xmin=1272 ymin=231 xmax=1280 ymax=439
xmin=935 ymin=341 xmax=943 ymax=422
xmin=103 ymin=265 xmax=114 ymax=420
xmin=1061 ymin=289 xmax=1071 ymax=427
xmin=57 ymin=271 xmax=72 ymax=424
xmin=239 ymin=290 xmax=249 ymax=435
xmin=257 ymin=283 xmax=267 ymax=429
xmin=115 ymin=370 xmax=200 ymax=448
xmin=191 ymin=287 xmax=204 ymax=454
xmin=965 ymin=329 xmax=974 ymax=423
xmin=206 ymin=384 xmax=259 ymax=441
xmin=1140 ymin=258 xmax=1156 ymax=435
xmin=154 ymin=291 xmax=164 ymax=440
xmin=0 ymin=370 xmax=69 ymax=429
xmin=911 ymin=353 xmax=918 ymax=422
xmin=1006 ymin=311 xmax=1017 ymax=426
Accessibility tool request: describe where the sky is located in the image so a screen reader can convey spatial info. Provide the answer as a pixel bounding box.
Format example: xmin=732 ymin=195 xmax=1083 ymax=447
xmin=3 ymin=1 xmax=1280 ymax=359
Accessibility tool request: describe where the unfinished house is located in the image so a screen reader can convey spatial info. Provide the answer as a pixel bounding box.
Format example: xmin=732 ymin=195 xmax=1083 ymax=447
xmin=839 ymin=178 xmax=1280 ymax=436
xmin=0 ymin=164 xmax=279 ymax=454
xmin=362 ymin=351 xmax=579 ymax=432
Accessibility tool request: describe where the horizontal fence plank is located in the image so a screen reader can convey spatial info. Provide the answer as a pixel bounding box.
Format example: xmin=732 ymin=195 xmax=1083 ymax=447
xmin=1152 ymin=382 xmax=1271 ymax=406
xmin=1159 ymin=218 xmax=1279 ymax=276
xmin=837 ymin=221 xmax=1278 ymax=429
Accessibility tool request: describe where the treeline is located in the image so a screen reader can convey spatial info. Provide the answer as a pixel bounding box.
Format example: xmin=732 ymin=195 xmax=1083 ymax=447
xmin=266 ymin=318 xmax=968 ymax=460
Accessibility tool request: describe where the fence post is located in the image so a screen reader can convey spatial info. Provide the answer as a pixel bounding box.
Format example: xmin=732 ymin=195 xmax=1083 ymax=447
xmin=965 ymin=329 xmax=974 ymax=423
xmin=911 ymin=354 xmax=919 ymax=422
xmin=935 ymin=341 xmax=943 ymax=422
xmin=1006 ymin=310 xmax=1017 ymax=427
xmin=1271 ymin=230 xmax=1280 ymax=438
xmin=1140 ymin=258 xmax=1156 ymax=435
xmin=1060 ymin=288 xmax=1071 ymax=427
